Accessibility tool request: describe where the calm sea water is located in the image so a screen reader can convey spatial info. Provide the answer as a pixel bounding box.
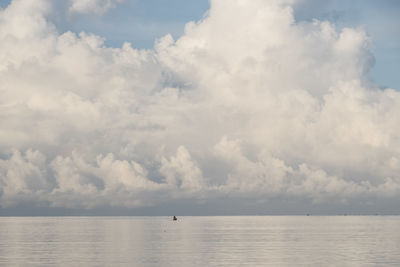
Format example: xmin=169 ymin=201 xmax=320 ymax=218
xmin=0 ymin=216 xmax=399 ymax=266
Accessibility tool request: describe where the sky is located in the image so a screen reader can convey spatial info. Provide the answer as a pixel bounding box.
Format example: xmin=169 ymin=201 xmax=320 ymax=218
xmin=0 ymin=0 xmax=400 ymax=215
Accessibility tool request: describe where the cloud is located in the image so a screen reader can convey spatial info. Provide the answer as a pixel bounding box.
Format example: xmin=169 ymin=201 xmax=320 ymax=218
xmin=0 ymin=0 xmax=399 ymax=213
xmin=160 ymin=146 xmax=205 ymax=191
xmin=68 ymin=0 xmax=124 ymax=15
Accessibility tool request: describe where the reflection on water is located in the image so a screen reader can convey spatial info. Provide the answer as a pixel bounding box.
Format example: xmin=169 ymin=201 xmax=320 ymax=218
xmin=0 ymin=216 xmax=400 ymax=266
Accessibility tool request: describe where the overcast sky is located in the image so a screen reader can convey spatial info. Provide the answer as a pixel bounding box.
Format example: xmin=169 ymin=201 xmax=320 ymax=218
xmin=0 ymin=0 xmax=400 ymax=215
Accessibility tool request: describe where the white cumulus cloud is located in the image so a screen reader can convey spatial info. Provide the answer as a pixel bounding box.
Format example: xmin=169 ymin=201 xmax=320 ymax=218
xmin=0 ymin=0 xmax=399 ymax=214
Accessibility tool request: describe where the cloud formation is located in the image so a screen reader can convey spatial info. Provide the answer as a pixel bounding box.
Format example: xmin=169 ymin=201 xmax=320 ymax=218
xmin=69 ymin=0 xmax=124 ymax=15
xmin=0 ymin=0 xmax=399 ymax=213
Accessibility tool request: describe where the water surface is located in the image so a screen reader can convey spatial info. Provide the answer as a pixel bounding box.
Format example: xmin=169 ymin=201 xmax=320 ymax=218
xmin=0 ymin=216 xmax=399 ymax=266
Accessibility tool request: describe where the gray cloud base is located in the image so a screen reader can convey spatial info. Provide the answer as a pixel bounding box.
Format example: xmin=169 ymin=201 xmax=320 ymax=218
xmin=1 ymin=0 xmax=400 ymax=215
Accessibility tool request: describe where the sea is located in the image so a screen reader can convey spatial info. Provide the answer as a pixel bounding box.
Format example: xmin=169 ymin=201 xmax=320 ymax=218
xmin=0 ymin=216 xmax=399 ymax=266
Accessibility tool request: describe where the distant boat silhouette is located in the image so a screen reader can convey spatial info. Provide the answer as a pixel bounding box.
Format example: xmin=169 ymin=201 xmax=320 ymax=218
xmin=173 ymin=216 xmax=177 ymax=221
